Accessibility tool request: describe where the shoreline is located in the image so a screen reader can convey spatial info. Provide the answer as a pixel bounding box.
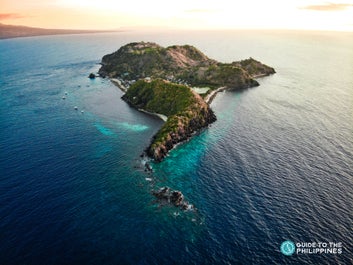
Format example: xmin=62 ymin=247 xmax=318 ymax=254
xmin=205 ymin=86 xmax=226 ymax=105
xmin=138 ymin=108 xmax=168 ymax=122
xmin=110 ymin=78 xmax=127 ymax=92
xmin=109 ymin=77 xmax=167 ymax=122
xmin=204 ymin=74 xmax=273 ymax=105
xmin=251 ymin=73 xmax=271 ymax=78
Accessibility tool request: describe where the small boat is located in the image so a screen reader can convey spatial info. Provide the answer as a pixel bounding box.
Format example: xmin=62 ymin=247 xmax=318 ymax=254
xmin=64 ymin=92 xmax=68 ymax=95
xmin=81 ymin=110 xmax=84 ymax=113
xmin=62 ymin=96 xmax=66 ymax=100
xmin=74 ymin=106 xmax=78 ymax=110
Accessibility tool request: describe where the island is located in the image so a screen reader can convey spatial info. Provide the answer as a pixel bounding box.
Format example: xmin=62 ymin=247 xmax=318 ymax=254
xmin=99 ymin=42 xmax=275 ymax=162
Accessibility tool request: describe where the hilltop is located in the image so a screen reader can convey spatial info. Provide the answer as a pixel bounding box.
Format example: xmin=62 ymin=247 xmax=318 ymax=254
xmin=99 ymin=42 xmax=275 ymax=90
xmin=99 ymin=42 xmax=275 ymax=161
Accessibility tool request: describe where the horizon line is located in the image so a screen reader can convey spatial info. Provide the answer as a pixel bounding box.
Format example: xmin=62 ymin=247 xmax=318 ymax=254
xmin=1 ymin=22 xmax=353 ymax=35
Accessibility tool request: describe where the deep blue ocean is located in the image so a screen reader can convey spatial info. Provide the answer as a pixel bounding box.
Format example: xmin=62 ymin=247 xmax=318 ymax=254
xmin=1 ymin=30 xmax=352 ymax=265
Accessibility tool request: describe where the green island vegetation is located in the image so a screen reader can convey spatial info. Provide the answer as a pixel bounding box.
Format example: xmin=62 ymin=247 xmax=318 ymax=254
xmin=122 ymin=79 xmax=216 ymax=161
xmin=123 ymin=79 xmax=195 ymax=116
xmin=99 ymin=42 xmax=275 ymax=161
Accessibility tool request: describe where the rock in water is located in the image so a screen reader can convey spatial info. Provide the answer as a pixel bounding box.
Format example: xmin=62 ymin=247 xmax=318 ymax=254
xmin=152 ymin=187 xmax=194 ymax=210
xmin=88 ymin=73 xmax=96 ymax=79
xmin=145 ymin=162 xmax=153 ymax=172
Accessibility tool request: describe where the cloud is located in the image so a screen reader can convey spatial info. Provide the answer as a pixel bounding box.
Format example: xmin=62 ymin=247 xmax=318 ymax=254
xmin=300 ymin=3 xmax=353 ymax=11
xmin=0 ymin=13 xmax=25 ymax=20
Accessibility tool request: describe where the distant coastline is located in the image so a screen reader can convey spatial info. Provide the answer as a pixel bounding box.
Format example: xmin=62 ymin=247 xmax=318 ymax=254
xmin=0 ymin=23 xmax=118 ymax=40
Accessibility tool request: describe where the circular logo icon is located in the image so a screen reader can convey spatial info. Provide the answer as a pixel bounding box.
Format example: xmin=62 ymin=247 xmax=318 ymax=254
xmin=280 ymin=240 xmax=295 ymax=256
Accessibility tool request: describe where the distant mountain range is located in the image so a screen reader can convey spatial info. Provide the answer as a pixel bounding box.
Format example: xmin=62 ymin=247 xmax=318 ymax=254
xmin=0 ymin=23 xmax=116 ymax=39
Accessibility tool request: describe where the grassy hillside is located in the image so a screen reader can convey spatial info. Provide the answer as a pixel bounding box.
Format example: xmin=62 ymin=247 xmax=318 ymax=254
xmin=122 ymin=79 xmax=216 ymax=161
xmin=122 ymin=79 xmax=195 ymax=116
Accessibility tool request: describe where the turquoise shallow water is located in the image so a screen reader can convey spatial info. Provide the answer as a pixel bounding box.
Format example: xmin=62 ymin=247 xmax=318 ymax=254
xmin=0 ymin=30 xmax=352 ymax=264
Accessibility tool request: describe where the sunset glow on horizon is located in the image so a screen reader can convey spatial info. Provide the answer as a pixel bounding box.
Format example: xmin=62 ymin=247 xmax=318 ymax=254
xmin=1 ymin=0 xmax=353 ymax=32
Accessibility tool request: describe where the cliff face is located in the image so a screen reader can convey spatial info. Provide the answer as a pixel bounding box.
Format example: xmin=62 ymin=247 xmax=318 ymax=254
xmin=122 ymin=79 xmax=216 ymax=161
xmin=99 ymin=42 xmax=274 ymax=90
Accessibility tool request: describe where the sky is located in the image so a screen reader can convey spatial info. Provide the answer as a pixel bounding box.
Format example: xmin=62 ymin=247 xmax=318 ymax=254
xmin=1 ymin=0 xmax=353 ymax=31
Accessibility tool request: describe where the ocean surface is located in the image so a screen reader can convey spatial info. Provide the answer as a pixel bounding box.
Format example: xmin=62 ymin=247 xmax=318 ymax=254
xmin=1 ymin=30 xmax=352 ymax=265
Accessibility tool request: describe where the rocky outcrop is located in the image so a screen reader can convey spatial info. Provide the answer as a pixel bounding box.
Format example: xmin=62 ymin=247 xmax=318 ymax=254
xmin=146 ymin=102 xmax=216 ymax=162
xmin=152 ymin=187 xmax=194 ymax=210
